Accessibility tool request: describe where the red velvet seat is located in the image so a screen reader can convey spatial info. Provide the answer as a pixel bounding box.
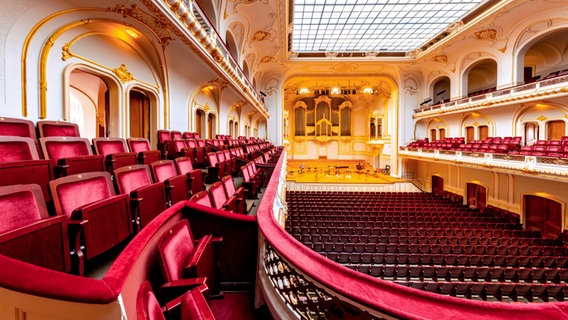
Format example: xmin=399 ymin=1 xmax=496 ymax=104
xmin=0 ymin=136 xmax=52 ymax=201
xmin=190 ymin=190 xmax=212 ymax=208
xmin=0 ymin=184 xmax=69 ymax=272
xmin=187 ymin=139 xmax=206 ymax=168
xmin=37 ymin=120 xmax=80 ymax=137
xmin=240 ymin=163 xmax=259 ymax=199
xmin=175 ymin=156 xmax=205 ymax=195
xmin=209 ymin=181 xmax=238 ymax=213
xmin=40 ymin=137 xmax=104 ymax=177
xmin=136 ymin=280 xmax=213 ymax=320
xmin=114 ymin=165 xmax=168 ymax=230
xmin=0 ymin=117 xmax=40 ymax=154
xmin=205 ymin=152 xmax=225 ymax=184
xmin=92 ymin=137 xmax=138 ymax=172
xmin=221 ymin=175 xmax=246 ymax=214
xmin=157 ymin=220 xmax=219 ymax=295
xmin=50 ymin=171 xmax=131 ymax=275
xmin=151 ymin=160 xmax=189 ymax=206
xmin=157 ymin=130 xmax=172 ymax=159
xmin=127 ymin=137 xmax=162 ymax=165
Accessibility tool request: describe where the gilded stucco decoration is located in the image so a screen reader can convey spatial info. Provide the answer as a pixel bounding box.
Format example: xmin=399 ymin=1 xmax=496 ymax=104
xmin=113 ymin=64 xmax=134 ymax=83
xmin=108 ymin=4 xmax=174 ymax=46
xmin=253 ymin=30 xmax=271 ymax=42
xmin=474 ymin=28 xmax=497 ymax=41
xmin=403 ymin=77 xmax=419 ymax=96
xmin=433 ymin=55 xmax=448 ymax=63
xmin=261 ymin=56 xmax=274 ymax=63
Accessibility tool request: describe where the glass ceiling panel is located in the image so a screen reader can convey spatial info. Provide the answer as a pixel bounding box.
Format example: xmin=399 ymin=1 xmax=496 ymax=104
xmin=292 ymin=0 xmax=488 ymax=53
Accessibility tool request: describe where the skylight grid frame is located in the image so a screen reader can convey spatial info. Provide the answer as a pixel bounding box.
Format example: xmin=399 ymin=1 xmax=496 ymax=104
xmin=291 ymin=0 xmax=489 ymax=53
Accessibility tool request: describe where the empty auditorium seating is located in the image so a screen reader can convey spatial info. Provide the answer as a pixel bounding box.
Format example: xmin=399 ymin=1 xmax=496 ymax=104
xmin=0 ymin=117 xmax=40 ymax=154
xmin=205 ymin=152 xmax=226 ymax=184
xmin=221 ymin=175 xmax=246 ymax=214
xmin=0 ymin=136 xmax=52 ymax=201
xmin=209 ymin=181 xmax=238 ymax=213
xmin=40 ymin=137 xmax=104 ymax=177
xmin=136 ymin=280 xmax=213 ymax=320
xmin=50 ymin=171 xmax=131 ymax=275
xmin=190 ymin=190 xmax=212 ymax=208
xmin=186 ymin=139 xmax=206 ymax=168
xmin=0 ymin=184 xmax=69 ymax=272
xmin=286 ymin=191 xmax=568 ymax=302
xmin=114 ymin=165 xmax=167 ymax=230
xmin=92 ymin=137 xmax=138 ymax=172
xmin=37 ymin=120 xmax=80 ymax=137
xmin=175 ymin=156 xmax=206 ymax=195
xmin=157 ymin=219 xmax=219 ymax=295
xmin=127 ymin=137 xmax=162 ymax=165
xmin=150 ymin=160 xmax=190 ymax=206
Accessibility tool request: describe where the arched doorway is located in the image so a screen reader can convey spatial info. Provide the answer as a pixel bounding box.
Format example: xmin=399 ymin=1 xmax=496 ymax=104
xmin=466 ymin=182 xmax=487 ymax=210
xmin=195 ymin=109 xmax=205 ymax=138
xmin=524 ymin=195 xmax=563 ymax=238
xmin=207 ymin=113 xmax=215 ymax=139
xmin=129 ymin=90 xmax=151 ymax=139
xmin=69 ymin=69 xmax=110 ymax=139
xmin=432 ymin=175 xmax=444 ymax=195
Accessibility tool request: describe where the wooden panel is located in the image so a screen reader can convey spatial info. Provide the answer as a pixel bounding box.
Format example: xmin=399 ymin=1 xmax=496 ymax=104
xmin=547 ymin=120 xmax=565 ymax=141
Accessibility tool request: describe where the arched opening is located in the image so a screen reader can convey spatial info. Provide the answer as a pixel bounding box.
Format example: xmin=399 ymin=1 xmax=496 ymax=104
xmin=520 ymin=29 xmax=568 ymax=85
xmin=466 ymin=182 xmax=487 ymax=210
xmin=524 ymin=194 xmax=563 ymax=238
xmin=465 ymin=126 xmax=475 ymax=142
xmin=524 ymin=122 xmax=539 ymax=145
xmin=547 ymin=120 xmax=566 ymax=140
xmin=431 ymin=175 xmax=444 ymax=196
xmin=195 ymin=109 xmax=205 ymax=138
xmin=228 ymin=119 xmax=233 ymax=137
xmin=207 ymin=113 xmax=215 ymax=139
xmin=478 ymin=125 xmax=489 ymax=141
xmin=129 ymin=90 xmax=151 ymax=139
xmin=225 ymin=31 xmax=239 ymax=62
xmin=431 ymin=76 xmax=450 ymax=104
xmin=233 ymin=121 xmax=239 ymax=137
xmin=69 ymin=69 xmax=110 ymax=140
xmin=464 ymin=59 xmax=497 ymax=97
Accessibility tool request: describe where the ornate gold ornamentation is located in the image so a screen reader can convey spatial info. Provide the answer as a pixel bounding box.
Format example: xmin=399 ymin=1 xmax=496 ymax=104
xmin=474 ymin=28 xmax=497 ymax=41
xmin=204 ymin=103 xmax=210 ymax=112
xmin=433 ymin=55 xmax=447 ymax=63
xmin=113 ymin=64 xmax=134 ymax=83
xmin=261 ymin=56 xmax=274 ymax=63
xmin=61 ymin=43 xmax=72 ymax=61
xmin=253 ymin=31 xmax=271 ymax=42
xmin=537 ymin=115 xmax=547 ymax=121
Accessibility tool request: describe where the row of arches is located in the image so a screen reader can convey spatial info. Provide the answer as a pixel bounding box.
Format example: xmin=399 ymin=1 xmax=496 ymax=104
xmin=424 ymin=27 xmax=568 ymax=104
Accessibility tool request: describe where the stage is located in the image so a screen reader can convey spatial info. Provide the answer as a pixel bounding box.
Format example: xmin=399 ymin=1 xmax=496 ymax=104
xmin=286 ymin=160 xmax=404 ymax=184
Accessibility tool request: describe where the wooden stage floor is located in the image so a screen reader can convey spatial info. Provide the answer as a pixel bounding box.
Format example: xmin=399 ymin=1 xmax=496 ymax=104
xmin=286 ymin=160 xmax=403 ymax=184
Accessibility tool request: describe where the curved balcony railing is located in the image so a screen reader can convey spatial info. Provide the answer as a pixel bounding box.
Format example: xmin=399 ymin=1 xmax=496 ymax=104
xmin=256 ymin=150 xmax=568 ymax=319
xmin=414 ymin=74 xmax=568 ymax=118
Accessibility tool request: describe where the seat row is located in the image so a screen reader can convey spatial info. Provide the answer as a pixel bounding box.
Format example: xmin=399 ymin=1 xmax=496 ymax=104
xmin=321 ymin=250 xmax=568 ymax=269
xmin=295 ymin=234 xmax=559 ymax=248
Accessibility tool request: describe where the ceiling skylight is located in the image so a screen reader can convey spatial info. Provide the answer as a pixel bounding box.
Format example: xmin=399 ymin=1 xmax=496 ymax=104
xmin=292 ymin=0 xmax=489 ymax=53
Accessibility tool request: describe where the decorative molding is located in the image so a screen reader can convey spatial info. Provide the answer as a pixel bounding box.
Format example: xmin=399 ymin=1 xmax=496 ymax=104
xmin=253 ymin=30 xmax=271 ymax=42
xmin=473 ymin=28 xmax=497 ymax=41
xmin=113 ymin=64 xmax=134 ymax=83
xmin=537 ymin=115 xmax=548 ymax=121
xmin=433 ymin=55 xmax=448 ymax=63
xmin=261 ymin=56 xmax=274 ymax=63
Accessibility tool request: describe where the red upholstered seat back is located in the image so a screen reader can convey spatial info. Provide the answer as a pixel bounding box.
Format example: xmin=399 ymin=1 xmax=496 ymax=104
xmin=136 ymin=281 xmax=166 ymax=320
xmin=127 ymin=138 xmax=152 ymax=153
xmin=217 ymin=151 xmax=225 ymax=162
xmin=209 ymin=181 xmax=227 ymax=210
xmin=157 ymin=130 xmax=171 ymax=144
xmin=173 ymin=139 xmax=187 ymax=152
xmin=50 ymin=172 xmax=114 ymax=219
xmin=157 ymin=220 xmax=196 ymax=282
xmin=0 ymin=184 xmax=46 ymax=233
xmin=221 ymin=175 xmax=236 ymax=198
xmin=37 ymin=121 xmax=80 ymax=137
xmin=207 ymin=153 xmax=218 ymax=166
xmin=93 ymin=138 xmax=128 ymax=157
xmin=190 ymin=190 xmax=212 ymax=207
xmin=151 ymin=160 xmax=177 ymax=182
xmin=171 ymin=131 xmax=182 ymax=140
xmin=175 ymin=157 xmax=194 ymax=174
xmin=197 ymin=139 xmax=205 ymax=147
xmin=0 ymin=117 xmax=36 ymax=138
xmin=0 ymin=137 xmax=39 ymax=162
xmin=186 ymin=139 xmax=197 ymax=148
xmin=114 ymin=165 xmax=154 ymax=194
xmin=180 ymin=287 xmax=215 ymax=320
xmin=40 ymin=137 xmax=92 ymax=161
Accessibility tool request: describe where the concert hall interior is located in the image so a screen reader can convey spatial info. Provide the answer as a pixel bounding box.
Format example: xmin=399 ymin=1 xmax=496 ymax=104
xmin=2 ymin=0 xmax=568 ymax=319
